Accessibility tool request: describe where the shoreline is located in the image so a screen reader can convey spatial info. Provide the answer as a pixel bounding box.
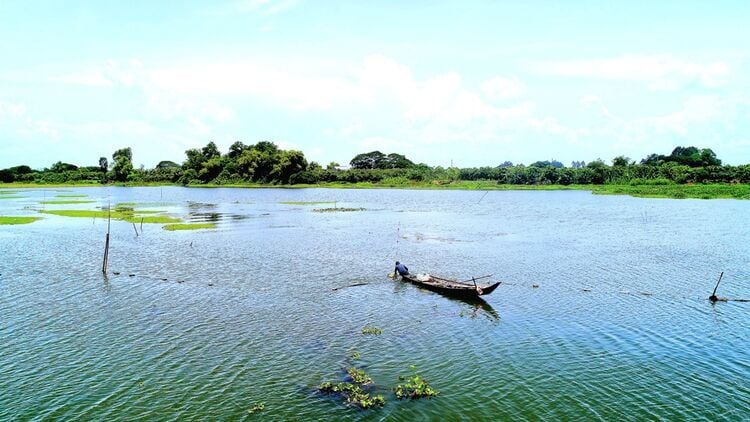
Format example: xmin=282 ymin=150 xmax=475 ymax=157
xmin=2 ymin=181 xmax=749 ymax=200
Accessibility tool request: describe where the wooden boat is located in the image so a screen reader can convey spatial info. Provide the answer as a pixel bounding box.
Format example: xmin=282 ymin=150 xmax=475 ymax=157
xmin=400 ymin=273 xmax=500 ymax=299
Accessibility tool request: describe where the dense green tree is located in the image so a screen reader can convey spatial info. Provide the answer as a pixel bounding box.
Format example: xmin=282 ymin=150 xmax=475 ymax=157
xmin=350 ymin=151 xmax=385 ymax=169
xmin=112 ymin=147 xmax=133 ymax=182
xmin=156 ymin=160 xmax=180 ymax=169
xmin=228 ymin=141 xmax=247 ymax=159
xmin=612 ymin=156 xmax=632 ymax=167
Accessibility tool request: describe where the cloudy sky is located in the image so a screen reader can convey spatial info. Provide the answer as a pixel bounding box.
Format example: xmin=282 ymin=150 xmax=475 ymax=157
xmin=1 ymin=0 xmax=749 ymax=169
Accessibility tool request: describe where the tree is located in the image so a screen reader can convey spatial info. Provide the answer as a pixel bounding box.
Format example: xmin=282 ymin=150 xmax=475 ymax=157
xmin=156 ymin=160 xmax=180 ymax=169
xmin=612 ymin=156 xmax=631 ymax=167
xmin=99 ymin=157 xmax=108 ymax=172
xmin=50 ymin=161 xmax=78 ymax=172
xmin=201 ymin=141 xmax=221 ymax=160
xmin=380 ymin=153 xmax=414 ymax=169
xmin=254 ymin=141 xmax=279 ymax=155
xmin=271 ymin=150 xmax=308 ymax=183
xmin=350 ymin=151 xmax=385 ymax=169
xmin=112 ymin=147 xmax=133 ymax=182
xmin=228 ymin=141 xmax=247 ymax=159
xmin=308 ymin=161 xmax=322 ymax=171
xmin=327 ymin=161 xmax=340 ymax=170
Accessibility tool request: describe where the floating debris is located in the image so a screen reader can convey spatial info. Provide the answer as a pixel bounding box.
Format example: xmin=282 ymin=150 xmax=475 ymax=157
xmin=531 ymin=284 xmax=540 ymax=288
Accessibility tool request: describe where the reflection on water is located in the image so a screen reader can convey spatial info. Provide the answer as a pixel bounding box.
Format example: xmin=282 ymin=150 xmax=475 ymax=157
xmin=1 ymin=187 xmax=750 ymax=420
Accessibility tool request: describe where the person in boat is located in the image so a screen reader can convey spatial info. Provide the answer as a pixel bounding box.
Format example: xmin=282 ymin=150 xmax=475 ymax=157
xmin=394 ymin=261 xmax=409 ymax=277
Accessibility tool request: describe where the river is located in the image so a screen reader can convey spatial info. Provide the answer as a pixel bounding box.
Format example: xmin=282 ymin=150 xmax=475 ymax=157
xmin=1 ymin=187 xmax=748 ymax=420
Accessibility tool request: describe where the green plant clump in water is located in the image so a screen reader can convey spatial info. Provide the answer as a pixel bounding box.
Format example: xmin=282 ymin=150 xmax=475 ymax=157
xmin=163 ymin=223 xmax=217 ymax=231
xmin=394 ymin=371 xmax=439 ymax=400
xmin=350 ymin=350 xmax=361 ymax=360
xmin=361 ymin=325 xmax=382 ymax=335
xmin=346 ymin=367 xmax=372 ymax=384
xmin=313 ymin=207 xmax=365 ymax=213
xmin=40 ymin=200 xmax=95 ymax=204
xmin=318 ymin=381 xmax=385 ymax=409
xmin=55 ymin=194 xmax=88 ymax=198
xmin=39 ymin=209 xmax=181 ymax=224
xmin=247 ymin=402 xmax=265 ymax=414
xmin=0 ymin=216 xmax=42 ymax=225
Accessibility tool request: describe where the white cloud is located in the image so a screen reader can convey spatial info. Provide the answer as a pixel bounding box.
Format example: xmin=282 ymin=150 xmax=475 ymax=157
xmin=0 ymin=101 xmax=27 ymax=119
xmin=482 ymin=76 xmax=525 ymax=100
xmin=533 ymin=55 xmax=730 ymax=91
xmin=649 ymin=95 xmax=722 ymax=135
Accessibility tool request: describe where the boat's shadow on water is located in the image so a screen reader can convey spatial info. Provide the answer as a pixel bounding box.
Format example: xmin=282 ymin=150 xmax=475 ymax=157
xmin=392 ymin=281 xmax=500 ymax=321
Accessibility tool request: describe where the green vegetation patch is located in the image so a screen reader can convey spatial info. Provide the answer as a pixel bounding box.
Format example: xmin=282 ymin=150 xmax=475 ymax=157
xmin=592 ymin=183 xmax=750 ymax=200
xmin=40 ymin=200 xmax=95 ymax=205
xmin=361 ymin=325 xmax=382 ymax=335
xmin=247 ymin=402 xmax=265 ymax=415
xmin=39 ymin=209 xmax=181 ymax=224
xmin=346 ymin=367 xmax=372 ymax=384
xmin=54 ymin=194 xmax=88 ymax=198
xmin=163 ymin=223 xmax=217 ymax=231
xmin=319 ymin=367 xmax=384 ymax=409
xmin=0 ymin=216 xmax=42 ymax=225
xmin=0 ymin=195 xmax=25 ymax=200
xmin=313 ymin=207 xmax=365 ymax=213
xmin=394 ymin=368 xmax=439 ymax=400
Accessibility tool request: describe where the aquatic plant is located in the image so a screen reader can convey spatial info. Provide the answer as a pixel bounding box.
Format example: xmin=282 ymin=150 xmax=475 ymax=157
xmin=361 ymin=325 xmax=382 ymax=335
xmin=394 ymin=368 xmax=439 ymax=400
xmin=318 ymin=381 xmax=384 ymax=409
xmin=40 ymin=200 xmax=95 ymax=204
xmin=350 ymin=350 xmax=361 ymax=360
xmin=247 ymin=402 xmax=265 ymax=414
xmin=39 ymin=209 xmax=181 ymax=224
xmin=54 ymin=194 xmax=88 ymax=198
xmin=0 ymin=216 xmax=41 ymax=225
xmin=162 ymin=223 xmax=217 ymax=231
xmin=346 ymin=367 xmax=372 ymax=384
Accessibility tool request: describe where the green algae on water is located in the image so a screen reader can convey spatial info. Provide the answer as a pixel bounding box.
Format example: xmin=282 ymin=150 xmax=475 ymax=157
xmin=0 ymin=216 xmax=42 ymax=225
xmin=163 ymin=223 xmax=216 ymax=231
xmin=40 ymin=200 xmax=95 ymax=205
xmin=54 ymin=194 xmax=88 ymax=198
xmin=39 ymin=209 xmax=181 ymax=224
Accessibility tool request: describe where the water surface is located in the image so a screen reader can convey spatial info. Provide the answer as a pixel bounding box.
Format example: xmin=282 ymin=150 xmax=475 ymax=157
xmin=1 ymin=187 xmax=749 ymax=420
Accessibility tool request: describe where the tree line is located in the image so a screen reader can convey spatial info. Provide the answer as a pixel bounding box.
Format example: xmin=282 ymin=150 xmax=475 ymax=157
xmin=1 ymin=143 xmax=749 ymax=185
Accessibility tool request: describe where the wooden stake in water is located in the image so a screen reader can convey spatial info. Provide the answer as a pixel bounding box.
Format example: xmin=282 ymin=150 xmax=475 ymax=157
xmin=132 ymin=223 xmax=139 ymax=237
xmin=709 ymin=271 xmax=724 ymax=302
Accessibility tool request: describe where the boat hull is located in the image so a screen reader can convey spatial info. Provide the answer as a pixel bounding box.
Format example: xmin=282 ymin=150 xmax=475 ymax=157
xmin=401 ymin=274 xmax=500 ymax=299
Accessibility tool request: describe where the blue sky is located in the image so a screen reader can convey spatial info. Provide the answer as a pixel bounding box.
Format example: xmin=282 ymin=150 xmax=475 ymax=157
xmin=1 ymin=0 xmax=749 ymax=169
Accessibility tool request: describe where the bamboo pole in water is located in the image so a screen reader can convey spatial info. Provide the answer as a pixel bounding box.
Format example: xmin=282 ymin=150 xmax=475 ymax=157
xmin=102 ymin=202 xmax=111 ymax=273
xmin=709 ymin=271 xmax=724 ymax=302
xmin=132 ymin=223 xmax=139 ymax=237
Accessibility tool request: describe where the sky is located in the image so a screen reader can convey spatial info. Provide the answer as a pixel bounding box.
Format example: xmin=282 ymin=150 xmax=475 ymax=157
xmin=1 ymin=0 xmax=749 ymax=169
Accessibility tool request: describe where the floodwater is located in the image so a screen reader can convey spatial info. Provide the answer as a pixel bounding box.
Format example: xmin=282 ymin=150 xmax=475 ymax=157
xmin=1 ymin=187 xmax=749 ymax=420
